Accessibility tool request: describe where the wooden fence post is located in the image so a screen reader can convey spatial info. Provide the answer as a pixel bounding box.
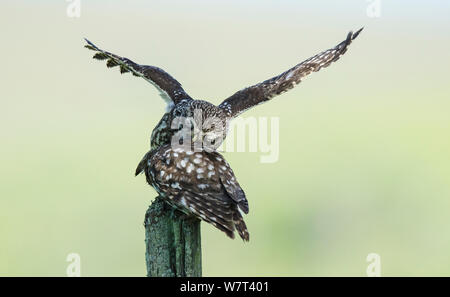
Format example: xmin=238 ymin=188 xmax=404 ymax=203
xmin=144 ymin=196 xmax=202 ymax=277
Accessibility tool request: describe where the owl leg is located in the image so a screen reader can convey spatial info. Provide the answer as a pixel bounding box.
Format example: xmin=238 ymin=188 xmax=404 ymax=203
xmin=169 ymin=206 xmax=177 ymax=220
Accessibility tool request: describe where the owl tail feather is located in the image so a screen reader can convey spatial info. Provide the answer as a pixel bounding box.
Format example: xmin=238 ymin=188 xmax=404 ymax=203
xmin=181 ymin=192 xmax=236 ymax=239
xmin=135 ymin=151 xmax=150 ymax=176
xmin=180 ymin=192 xmax=249 ymax=241
xmin=233 ymin=210 xmax=250 ymax=242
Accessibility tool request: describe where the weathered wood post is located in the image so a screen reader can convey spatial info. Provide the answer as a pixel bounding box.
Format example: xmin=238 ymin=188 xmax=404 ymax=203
xmin=144 ymin=196 xmax=202 ymax=277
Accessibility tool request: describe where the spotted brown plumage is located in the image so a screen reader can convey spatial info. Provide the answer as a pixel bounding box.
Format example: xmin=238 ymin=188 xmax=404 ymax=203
xmin=149 ymin=99 xmax=228 ymax=151
xmin=136 ymin=145 xmax=250 ymax=241
xmin=84 ymin=38 xmax=192 ymax=105
xmin=219 ymin=28 xmax=364 ymax=117
xmin=85 ymin=29 xmax=362 ymax=150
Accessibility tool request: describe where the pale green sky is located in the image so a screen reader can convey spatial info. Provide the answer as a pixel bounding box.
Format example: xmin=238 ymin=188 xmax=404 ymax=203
xmin=1 ymin=1 xmax=450 ymax=276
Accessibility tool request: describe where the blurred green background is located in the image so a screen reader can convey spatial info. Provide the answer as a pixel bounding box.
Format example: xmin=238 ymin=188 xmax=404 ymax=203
xmin=1 ymin=0 xmax=450 ymax=276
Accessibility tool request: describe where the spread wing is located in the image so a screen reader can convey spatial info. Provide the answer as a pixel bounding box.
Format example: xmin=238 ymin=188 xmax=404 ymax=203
xmin=219 ymin=28 xmax=363 ymax=117
xmin=84 ymin=39 xmax=192 ymax=104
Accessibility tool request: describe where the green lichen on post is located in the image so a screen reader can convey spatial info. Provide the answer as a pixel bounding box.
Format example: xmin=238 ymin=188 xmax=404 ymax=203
xmin=144 ymin=196 xmax=202 ymax=277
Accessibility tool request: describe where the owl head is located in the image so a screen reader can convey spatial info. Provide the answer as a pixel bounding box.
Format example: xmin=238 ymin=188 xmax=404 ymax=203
xmin=170 ymin=100 xmax=228 ymax=152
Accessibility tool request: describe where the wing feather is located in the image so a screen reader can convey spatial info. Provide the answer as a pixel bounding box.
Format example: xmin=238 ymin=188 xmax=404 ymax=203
xmin=137 ymin=146 xmax=250 ymax=241
xmin=219 ymin=28 xmax=363 ymax=117
xmin=84 ymin=39 xmax=192 ymax=104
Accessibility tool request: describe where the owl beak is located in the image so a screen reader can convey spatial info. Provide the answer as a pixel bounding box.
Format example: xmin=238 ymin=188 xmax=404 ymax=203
xmin=192 ymin=133 xmax=199 ymax=143
xmin=192 ymin=128 xmax=201 ymax=143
